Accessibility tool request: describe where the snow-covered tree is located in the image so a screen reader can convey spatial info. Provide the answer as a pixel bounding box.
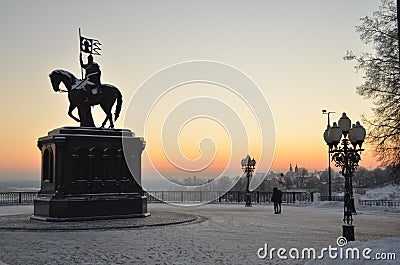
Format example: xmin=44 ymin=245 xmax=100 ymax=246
xmin=346 ymin=0 xmax=400 ymax=173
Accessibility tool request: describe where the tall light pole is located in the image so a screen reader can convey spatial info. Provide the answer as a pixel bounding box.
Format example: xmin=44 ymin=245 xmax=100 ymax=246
xmin=241 ymin=155 xmax=256 ymax=207
xmin=322 ymin=109 xmax=335 ymax=201
xmin=323 ymin=113 xmax=366 ymax=241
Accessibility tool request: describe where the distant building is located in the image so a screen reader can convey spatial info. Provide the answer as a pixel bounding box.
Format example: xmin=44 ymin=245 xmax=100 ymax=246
xmin=286 ymin=162 xmax=299 ymax=178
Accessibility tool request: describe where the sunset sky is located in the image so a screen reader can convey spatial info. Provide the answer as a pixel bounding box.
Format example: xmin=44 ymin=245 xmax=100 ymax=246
xmin=0 ymin=0 xmax=382 ymax=182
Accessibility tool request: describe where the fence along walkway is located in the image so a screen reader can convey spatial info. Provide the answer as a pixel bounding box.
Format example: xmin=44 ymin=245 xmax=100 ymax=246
xmin=0 ymin=192 xmax=38 ymax=205
xmin=359 ymin=199 xmax=400 ymax=207
xmin=1 ymin=191 xmax=399 ymax=208
xmin=146 ymin=191 xmax=313 ymax=204
xmin=0 ymin=191 xmax=312 ymax=205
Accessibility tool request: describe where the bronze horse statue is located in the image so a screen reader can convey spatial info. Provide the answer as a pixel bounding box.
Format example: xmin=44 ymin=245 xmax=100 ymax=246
xmin=49 ymin=69 xmax=122 ymax=128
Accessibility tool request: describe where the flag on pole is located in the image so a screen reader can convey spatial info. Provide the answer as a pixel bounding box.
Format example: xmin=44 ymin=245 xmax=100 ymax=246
xmin=79 ymin=29 xmax=102 ymax=55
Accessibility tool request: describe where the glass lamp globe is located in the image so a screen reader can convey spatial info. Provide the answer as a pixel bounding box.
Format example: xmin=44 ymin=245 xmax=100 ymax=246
xmin=348 ymin=124 xmax=357 ymax=148
xmin=323 ymin=125 xmax=333 ymax=147
xmin=338 ymin=113 xmax=351 ymax=136
xmin=241 ymin=155 xmax=250 ymax=167
xmin=353 ymin=121 xmax=366 ymax=147
xmin=328 ymin=122 xmax=342 ymax=146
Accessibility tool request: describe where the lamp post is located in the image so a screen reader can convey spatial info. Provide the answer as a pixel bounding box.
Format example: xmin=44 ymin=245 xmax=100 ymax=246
xmin=322 ymin=109 xmax=335 ymax=201
xmin=323 ymin=113 xmax=366 ymax=241
xmin=241 ymin=155 xmax=256 ymax=207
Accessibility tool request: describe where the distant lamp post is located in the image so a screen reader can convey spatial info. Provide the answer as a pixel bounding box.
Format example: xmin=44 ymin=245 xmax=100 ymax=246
xmin=322 ymin=109 xmax=335 ymax=201
xmin=241 ymin=155 xmax=256 ymax=207
xmin=323 ymin=112 xmax=366 ymax=241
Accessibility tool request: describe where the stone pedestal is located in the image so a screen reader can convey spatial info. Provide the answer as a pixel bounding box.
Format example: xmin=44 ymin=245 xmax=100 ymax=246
xmin=32 ymin=127 xmax=148 ymax=221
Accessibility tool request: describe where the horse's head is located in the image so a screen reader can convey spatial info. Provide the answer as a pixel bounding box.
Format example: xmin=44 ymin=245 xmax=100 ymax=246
xmin=49 ymin=69 xmax=77 ymax=92
xmin=49 ymin=71 xmax=61 ymax=92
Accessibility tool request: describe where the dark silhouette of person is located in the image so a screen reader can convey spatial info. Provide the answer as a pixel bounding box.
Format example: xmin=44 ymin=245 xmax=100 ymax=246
xmin=277 ymin=188 xmax=283 ymax=213
xmin=271 ymin=187 xmax=283 ymax=214
xmin=79 ymin=54 xmax=102 ymax=95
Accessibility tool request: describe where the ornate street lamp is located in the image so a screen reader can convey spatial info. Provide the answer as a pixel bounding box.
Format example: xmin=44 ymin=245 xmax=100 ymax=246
xmin=322 ymin=109 xmax=335 ymax=201
xmin=323 ymin=113 xmax=366 ymax=241
xmin=241 ymin=155 xmax=256 ymax=207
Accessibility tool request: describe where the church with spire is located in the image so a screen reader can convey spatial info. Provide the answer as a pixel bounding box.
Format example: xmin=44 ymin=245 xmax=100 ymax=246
xmin=287 ymin=162 xmax=299 ymax=177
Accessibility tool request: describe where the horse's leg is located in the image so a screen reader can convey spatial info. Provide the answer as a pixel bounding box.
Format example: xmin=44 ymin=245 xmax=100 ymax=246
xmin=99 ymin=101 xmax=109 ymax=128
xmin=100 ymin=103 xmax=114 ymax=128
xmin=68 ymin=103 xmax=80 ymax=123
xmin=109 ymin=116 xmax=114 ymax=128
xmin=100 ymin=116 xmax=108 ymax=128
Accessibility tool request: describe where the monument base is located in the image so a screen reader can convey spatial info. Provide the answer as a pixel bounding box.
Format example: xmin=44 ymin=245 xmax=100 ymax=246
xmin=32 ymin=193 xmax=148 ymax=222
xmin=34 ymin=127 xmax=148 ymax=221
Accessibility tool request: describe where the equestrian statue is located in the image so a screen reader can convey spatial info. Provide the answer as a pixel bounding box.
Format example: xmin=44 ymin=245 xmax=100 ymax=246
xmin=49 ymin=30 xmax=122 ymax=128
xmin=49 ymin=66 xmax=122 ymax=128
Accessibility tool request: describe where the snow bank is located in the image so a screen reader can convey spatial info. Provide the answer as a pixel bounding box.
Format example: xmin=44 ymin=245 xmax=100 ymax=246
xmin=361 ymin=184 xmax=400 ymax=201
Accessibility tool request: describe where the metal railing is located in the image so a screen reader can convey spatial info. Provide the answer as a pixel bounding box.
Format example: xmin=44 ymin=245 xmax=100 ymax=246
xmin=320 ymin=196 xmax=344 ymax=201
xmin=2 ymin=191 xmax=397 ymax=208
xmin=0 ymin=191 xmax=313 ymax=205
xmin=318 ymin=196 xmax=400 ymax=208
xmin=145 ymin=191 xmax=313 ymax=204
xmin=359 ymin=199 xmax=400 ymax=208
xmin=0 ymin=192 xmax=38 ymax=205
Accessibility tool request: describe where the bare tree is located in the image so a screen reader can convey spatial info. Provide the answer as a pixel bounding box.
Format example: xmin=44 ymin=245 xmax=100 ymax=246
xmin=297 ymin=167 xmax=308 ymax=189
xmin=346 ymin=0 xmax=400 ymax=172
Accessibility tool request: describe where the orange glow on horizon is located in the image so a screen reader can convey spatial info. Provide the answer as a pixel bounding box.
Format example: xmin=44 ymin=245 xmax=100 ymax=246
xmin=0 ymin=143 xmax=382 ymax=180
xmin=0 ymin=148 xmax=40 ymax=172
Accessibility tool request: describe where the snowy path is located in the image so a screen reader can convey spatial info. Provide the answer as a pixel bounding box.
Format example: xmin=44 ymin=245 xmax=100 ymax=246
xmin=0 ymin=203 xmax=398 ymax=264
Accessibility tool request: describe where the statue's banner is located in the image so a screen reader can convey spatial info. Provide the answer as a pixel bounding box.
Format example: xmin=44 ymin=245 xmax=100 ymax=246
xmin=79 ymin=29 xmax=101 ymax=55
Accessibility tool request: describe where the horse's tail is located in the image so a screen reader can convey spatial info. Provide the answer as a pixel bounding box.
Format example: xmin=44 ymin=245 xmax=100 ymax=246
xmin=114 ymin=88 xmax=123 ymax=122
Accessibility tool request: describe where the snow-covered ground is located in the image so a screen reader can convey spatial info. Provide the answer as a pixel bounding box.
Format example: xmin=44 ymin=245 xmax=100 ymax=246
xmin=361 ymin=184 xmax=400 ymax=201
xmin=0 ymin=205 xmax=33 ymax=217
xmin=0 ymin=203 xmax=398 ymax=264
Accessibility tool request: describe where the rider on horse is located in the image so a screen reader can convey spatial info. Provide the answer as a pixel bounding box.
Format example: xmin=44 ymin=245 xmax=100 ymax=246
xmin=80 ymin=54 xmax=102 ymax=95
